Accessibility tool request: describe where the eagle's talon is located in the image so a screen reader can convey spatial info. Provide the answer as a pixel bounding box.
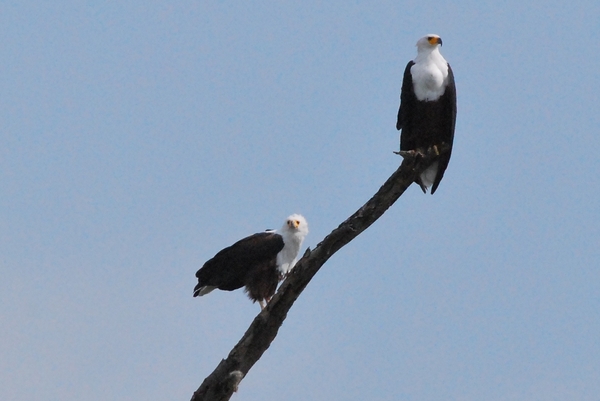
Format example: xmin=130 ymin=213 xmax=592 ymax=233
xmin=394 ymin=150 xmax=416 ymax=159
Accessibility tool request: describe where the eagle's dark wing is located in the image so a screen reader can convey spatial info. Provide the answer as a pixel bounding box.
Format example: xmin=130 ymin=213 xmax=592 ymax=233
xmin=194 ymin=232 xmax=284 ymax=294
xmin=430 ymin=63 xmax=457 ymax=194
xmin=396 ymin=61 xmax=415 ymax=134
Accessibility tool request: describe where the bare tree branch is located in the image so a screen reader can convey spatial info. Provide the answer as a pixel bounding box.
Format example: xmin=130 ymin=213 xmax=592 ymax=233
xmin=191 ymin=148 xmax=445 ymax=401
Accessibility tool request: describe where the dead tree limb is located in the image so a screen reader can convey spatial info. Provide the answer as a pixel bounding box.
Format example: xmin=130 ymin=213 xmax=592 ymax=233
xmin=191 ymin=147 xmax=446 ymax=401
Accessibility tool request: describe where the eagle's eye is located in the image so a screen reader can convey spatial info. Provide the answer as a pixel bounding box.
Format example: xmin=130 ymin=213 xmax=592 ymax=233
xmin=295 ymin=220 xmax=300 ymax=226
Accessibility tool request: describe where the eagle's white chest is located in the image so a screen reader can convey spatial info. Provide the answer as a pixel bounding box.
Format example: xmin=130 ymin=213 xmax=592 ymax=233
xmin=411 ymin=52 xmax=449 ymax=101
xmin=276 ymin=232 xmax=304 ymax=275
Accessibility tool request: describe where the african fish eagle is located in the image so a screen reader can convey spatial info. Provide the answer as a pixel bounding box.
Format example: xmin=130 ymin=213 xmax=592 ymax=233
xmin=396 ymin=34 xmax=457 ymax=194
xmin=193 ymin=214 xmax=309 ymax=309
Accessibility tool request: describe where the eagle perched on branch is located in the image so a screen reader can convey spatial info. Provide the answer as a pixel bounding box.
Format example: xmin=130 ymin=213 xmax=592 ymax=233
xmin=193 ymin=214 xmax=309 ymax=309
xmin=396 ymin=34 xmax=457 ymax=194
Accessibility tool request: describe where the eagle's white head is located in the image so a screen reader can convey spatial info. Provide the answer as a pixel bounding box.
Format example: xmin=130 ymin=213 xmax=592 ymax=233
xmin=283 ymin=214 xmax=308 ymax=236
xmin=277 ymin=214 xmax=309 ymax=275
xmin=416 ymin=34 xmax=442 ymax=51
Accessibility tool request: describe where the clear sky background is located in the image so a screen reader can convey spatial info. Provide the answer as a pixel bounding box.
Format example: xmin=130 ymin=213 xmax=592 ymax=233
xmin=1 ymin=1 xmax=599 ymax=400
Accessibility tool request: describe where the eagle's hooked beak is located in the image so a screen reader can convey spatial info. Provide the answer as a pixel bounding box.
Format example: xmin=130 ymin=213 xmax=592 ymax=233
xmin=428 ymin=36 xmax=442 ymax=46
xmin=288 ymin=220 xmax=300 ymax=229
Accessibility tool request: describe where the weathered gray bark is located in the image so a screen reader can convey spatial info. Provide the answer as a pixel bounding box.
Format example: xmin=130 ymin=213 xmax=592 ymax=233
xmin=191 ymin=149 xmax=444 ymax=401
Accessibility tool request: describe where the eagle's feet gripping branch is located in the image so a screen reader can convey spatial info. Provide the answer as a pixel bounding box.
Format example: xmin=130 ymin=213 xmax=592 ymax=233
xmin=393 ymin=144 xmax=448 ymax=159
xmin=393 ymin=149 xmax=419 ymax=159
xmin=393 ymin=143 xmax=452 ymax=194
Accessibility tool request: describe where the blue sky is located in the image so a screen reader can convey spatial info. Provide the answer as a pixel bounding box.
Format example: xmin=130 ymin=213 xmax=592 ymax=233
xmin=1 ymin=1 xmax=599 ymax=400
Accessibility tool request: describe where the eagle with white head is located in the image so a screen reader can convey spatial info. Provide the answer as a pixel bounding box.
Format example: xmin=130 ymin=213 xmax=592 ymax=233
xmin=396 ymin=34 xmax=457 ymax=194
xmin=193 ymin=214 xmax=309 ymax=309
